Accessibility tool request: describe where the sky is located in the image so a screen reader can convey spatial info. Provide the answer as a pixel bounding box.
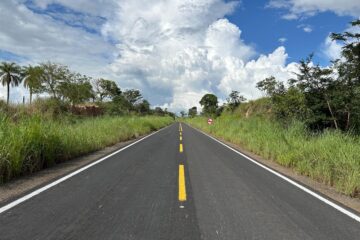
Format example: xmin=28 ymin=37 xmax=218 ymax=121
xmin=0 ymin=0 xmax=359 ymax=111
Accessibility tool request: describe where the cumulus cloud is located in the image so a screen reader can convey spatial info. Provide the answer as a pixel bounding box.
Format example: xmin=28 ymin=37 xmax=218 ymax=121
xmin=0 ymin=0 xmax=298 ymax=111
xmin=103 ymin=0 xmax=296 ymax=111
xmin=268 ymin=0 xmax=360 ymax=19
xmin=322 ymin=24 xmax=360 ymax=61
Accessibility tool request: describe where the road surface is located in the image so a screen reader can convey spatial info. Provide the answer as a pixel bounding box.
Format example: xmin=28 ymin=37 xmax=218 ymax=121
xmin=0 ymin=123 xmax=359 ymax=239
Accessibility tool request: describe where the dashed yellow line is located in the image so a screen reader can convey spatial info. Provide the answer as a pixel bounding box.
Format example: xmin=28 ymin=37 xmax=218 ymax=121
xmin=179 ymin=143 xmax=183 ymax=153
xmin=180 ymin=136 xmax=182 ymax=141
xmin=179 ymin=123 xmax=182 ymax=132
xmin=178 ymin=165 xmax=187 ymax=202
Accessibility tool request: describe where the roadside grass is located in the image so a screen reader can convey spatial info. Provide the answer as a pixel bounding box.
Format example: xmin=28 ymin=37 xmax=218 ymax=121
xmin=0 ymin=115 xmax=173 ymax=183
xmin=185 ymin=116 xmax=360 ymax=198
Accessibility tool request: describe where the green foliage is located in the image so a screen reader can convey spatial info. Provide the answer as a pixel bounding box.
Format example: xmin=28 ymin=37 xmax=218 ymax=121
xmin=95 ymin=78 xmax=121 ymax=101
xmin=185 ymin=116 xmax=360 ymax=197
xmin=136 ymin=99 xmax=151 ymax=115
xmin=226 ymin=90 xmax=246 ymax=112
xmin=39 ymin=62 xmax=70 ymax=99
xmin=0 ymin=115 xmax=173 ymax=183
xmin=123 ymin=89 xmax=142 ymax=105
xmin=188 ymin=106 xmax=197 ymax=118
xmin=58 ymin=74 xmax=94 ymax=104
xmin=199 ymin=93 xmax=218 ymax=116
xmin=0 ymin=62 xmax=22 ymax=104
xmin=21 ymin=65 xmax=44 ymax=104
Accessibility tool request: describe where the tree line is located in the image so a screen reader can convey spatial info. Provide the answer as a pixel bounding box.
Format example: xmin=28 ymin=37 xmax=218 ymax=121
xmin=257 ymin=20 xmax=360 ymax=132
xmin=190 ymin=20 xmax=360 ymax=134
xmin=0 ymin=61 xmax=174 ymax=117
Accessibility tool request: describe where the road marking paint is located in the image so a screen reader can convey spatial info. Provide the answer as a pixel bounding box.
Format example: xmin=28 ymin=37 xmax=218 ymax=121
xmin=189 ymin=125 xmax=360 ymax=223
xmin=0 ymin=125 xmax=171 ymax=214
xmin=179 ymin=123 xmax=183 ymax=132
xmin=180 ymin=136 xmax=182 ymax=141
xmin=179 ymin=164 xmax=187 ymax=202
xmin=179 ymin=143 xmax=183 ymax=153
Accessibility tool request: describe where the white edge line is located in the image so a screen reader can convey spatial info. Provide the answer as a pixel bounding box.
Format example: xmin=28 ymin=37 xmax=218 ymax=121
xmin=0 ymin=125 xmax=170 ymax=214
xmin=187 ymin=124 xmax=360 ymax=223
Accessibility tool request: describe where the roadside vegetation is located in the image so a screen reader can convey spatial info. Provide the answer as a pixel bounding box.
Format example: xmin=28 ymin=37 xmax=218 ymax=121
xmin=0 ymin=114 xmax=172 ymax=183
xmin=185 ymin=20 xmax=360 ymax=198
xmin=0 ymin=57 xmax=174 ymax=183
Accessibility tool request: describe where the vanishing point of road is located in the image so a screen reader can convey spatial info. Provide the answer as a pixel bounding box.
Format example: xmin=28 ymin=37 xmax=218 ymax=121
xmin=0 ymin=123 xmax=359 ymax=239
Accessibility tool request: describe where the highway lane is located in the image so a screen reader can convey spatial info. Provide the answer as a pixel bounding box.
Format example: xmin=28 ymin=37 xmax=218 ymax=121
xmin=0 ymin=122 xmax=360 ymax=239
xmin=0 ymin=124 xmax=200 ymax=240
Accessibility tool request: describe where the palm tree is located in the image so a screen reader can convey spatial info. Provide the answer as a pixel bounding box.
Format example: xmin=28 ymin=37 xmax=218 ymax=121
xmin=0 ymin=62 xmax=21 ymax=104
xmin=22 ymin=65 xmax=43 ymax=104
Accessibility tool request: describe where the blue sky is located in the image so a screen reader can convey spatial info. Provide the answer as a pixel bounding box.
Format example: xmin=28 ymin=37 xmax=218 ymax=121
xmin=227 ymin=0 xmax=354 ymax=65
xmin=0 ymin=0 xmax=359 ymax=108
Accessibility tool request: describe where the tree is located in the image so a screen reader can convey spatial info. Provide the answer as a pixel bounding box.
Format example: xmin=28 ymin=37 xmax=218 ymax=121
xmin=123 ymin=89 xmax=142 ymax=105
xmin=39 ymin=62 xmax=70 ymax=99
xmin=330 ymin=20 xmax=360 ymax=131
xmin=226 ymin=91 xmax=246 ymax=112
xmin=58 ymin=73 xmax=93 ymax=104
xmin=0 ymin=62 xmax=21 ymax=104
xmin=154 ymin=107 xmax=165 ymax=116
xmin=257 ymin=76 xmax=308 ymax=122
xmin=289 ymin=55 xmax=338 ymax=129
xmin=95 ymin=79 xmax=121 ymax=101
xmin=22 ymin=65 xmax=43 ymax=104
xmin=188 ymin=106 xmax=197 ymax=117
xmin=199 ymin=93 xmax=218 ymax=116
xmin=256 ymin=76 xmax=280 ymax=96
xmin=180 ymin=111 xmax=186 ymax=117
xmin=136 ymin=99 xmax=150 ymax=115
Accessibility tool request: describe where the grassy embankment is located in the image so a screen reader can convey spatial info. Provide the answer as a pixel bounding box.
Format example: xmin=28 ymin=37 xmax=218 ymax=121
xmin=0 ymin=115 xmax=173 ymax=183
xmin=185 ymin=101 xmax=360 ymax=198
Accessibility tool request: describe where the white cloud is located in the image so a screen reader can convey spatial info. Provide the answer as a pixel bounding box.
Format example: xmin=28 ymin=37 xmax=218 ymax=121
xmin=278 ymin=37 xmax=287 ymax=44
xmin=303 ymin=26 xmax=313 ymax=33
xmin=323 ymin=36 xmax=342 ymax=60
xmin=322 ymin=24 xmax=360 ymax=61
xmin=0 ymin=0 xmax=298 ymax=111
xmin=268 ymin=0 xmax=360 ymax=19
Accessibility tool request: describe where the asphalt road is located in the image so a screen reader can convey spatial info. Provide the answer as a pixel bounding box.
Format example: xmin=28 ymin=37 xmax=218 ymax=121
xmin=0 ymin=123 xmax=359 ymax=240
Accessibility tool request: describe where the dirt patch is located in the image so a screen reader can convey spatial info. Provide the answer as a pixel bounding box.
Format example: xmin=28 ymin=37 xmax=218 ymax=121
xmin=0 ymin=136 xmax=145 ymax=206
xmin=189 ymin=125 xmax=360 ymax=214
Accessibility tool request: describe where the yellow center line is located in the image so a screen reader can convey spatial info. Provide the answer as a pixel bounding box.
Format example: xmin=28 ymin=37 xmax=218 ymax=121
xmin=180 ymin=136 xmax=182 ymax=141
xmin=178 ymin=165 xmax=187 ymax=202
xmin=179 ymin=123 xmax=182 ymax=132
xmin=179 ymin=143 xmax=183 ymax=153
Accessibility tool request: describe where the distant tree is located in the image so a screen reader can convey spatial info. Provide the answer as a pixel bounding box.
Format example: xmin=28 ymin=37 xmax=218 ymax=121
xmin=289 ymin=54 xmax=338 ymax=129
xmin=136 ymin=99 xmax=150 ymax=115
xmin=188 ymin=106 xmax=197 ymax=117
xmin=58 ymin=73 xmax=93 ymax=104
xmin=199 ymin=93 xmax=218 ymax=116
xmin=154 ymin=107 xmax=165 ymax=116
xmin=0 ymin=62 xmax=21 ymax=104
xmin=257 ymin=76 xmax=308 ymax=122
xmin=123 ymin=89 xmax=142 ymax=105
xmin=21 ymin=65 xmax=43 ymax=104
xmin=330 ymin=20 xmax=360 ymax=130
xmin=39 ymin=62 xmax=70 ymax=99
xmin=227 ymin=91 xmax=246 ymax=112
xmin=180 ymin=111 xmax=186 ymax=117
xmin=256 ymin=76 xmax=281 ymax=96
xmin=95 ymin=79 xmax=121 ymax=101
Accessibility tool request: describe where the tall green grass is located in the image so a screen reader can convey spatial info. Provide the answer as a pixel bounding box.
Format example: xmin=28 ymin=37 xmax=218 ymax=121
xmin=0 ymin=115 xmax=173 ymax=183
xmin=185 ymin=116 xmax=360 ymax=198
